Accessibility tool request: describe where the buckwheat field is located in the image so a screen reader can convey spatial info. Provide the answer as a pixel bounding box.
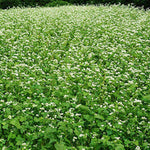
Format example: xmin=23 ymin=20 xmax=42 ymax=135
xmin=0 ymin=5 xmax=150 ymax=150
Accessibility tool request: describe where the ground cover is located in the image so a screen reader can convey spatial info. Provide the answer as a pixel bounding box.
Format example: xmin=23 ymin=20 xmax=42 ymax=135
xmin=0 ymin=5 xmax=150 ymax=150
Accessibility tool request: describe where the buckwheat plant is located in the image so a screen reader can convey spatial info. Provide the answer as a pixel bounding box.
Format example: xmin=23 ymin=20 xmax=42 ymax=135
xmin=0 ymin=4 xmax=150 ymax=150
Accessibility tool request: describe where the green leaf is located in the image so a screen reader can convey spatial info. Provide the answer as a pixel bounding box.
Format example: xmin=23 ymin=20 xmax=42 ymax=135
xmin=74 ymin=128 xmax=81 ymax=137
xmin=76 ymin=104 xmax=89 ymax=112
xmin=78 ymin=146 xmax=87 ymax=150
xmin=55 ymin=143 xmax=66 ymax=150
xmin=83 ymin=115 xmax=93 ymax=122
xmin=94 ymin=114 xmax=104 ymax=120
xmin=133 ymin=140 xmax=139 ymax=146
xmin=34 ymin=117 xmax=39 ymax=122
xmin=16 ymin=135 xmax=24 ymax=146
xmin=10 ymin=119 xmax=21 ymax=129
xmin=142 ymin=95 xmax=150 ymax=103
xmin=19 ymin=116 xmax=26 ymax=122
xmin=8 ymin=132 xmax=16 ymax=140
xmin=45 ymin=127 xmax=57 ymax=133
xmin=106 ymin=129 xmax=113 ymax=135
xmin=2 ymin=123 xmax=8 ymax=129
xmin=115 ymin=144 xmax=125 ymax=150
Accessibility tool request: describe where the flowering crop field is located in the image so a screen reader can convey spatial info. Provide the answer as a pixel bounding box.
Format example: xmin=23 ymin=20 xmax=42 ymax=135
xmin=0 ymin=5 xmax=150 ymax=150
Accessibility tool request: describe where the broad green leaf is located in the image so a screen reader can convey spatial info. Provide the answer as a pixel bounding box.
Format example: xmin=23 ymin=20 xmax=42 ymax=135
xmin=8 ymin=132 xmax=16 ymax=140
xmin=10 ymin=119 xmax=21 ymax=129
xmin=94 ymin=114 xmax=104 ymax=120
xmin=142 ymin=95 xmax=150 ymax=103
xmin=2 ymin=124 xmax=8 ymax=129
xmin=83 ymin=115 xmax=93 ymax=122
xmin=55 ymin=143 xmax=66 ymax=150
xmin=45 ymin=127 xmax=57 ymax=133
xmin=76 ymin=104 xmax=89 ymax=112
xmin=19 ymin=116 xmax=26 ymax=122
xmin=115 ymin=144 xmax=125 ymax=150
xmin=16 ymin=135 xmax=24 ymax=146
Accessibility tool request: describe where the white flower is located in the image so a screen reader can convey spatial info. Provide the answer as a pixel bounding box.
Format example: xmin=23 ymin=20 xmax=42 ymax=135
xmin=79 ymin=134 xmax=84 ymax=137
xmin=135 ymin=146 xmax=141 ymax=150
xmin=75 ymin=104 xmax=81 ymax=108
xmin=134 ymin=99 xmax=142 ymax=103
xmin=115 ymin=137 xmax=120 ymax=140
xmin=8 ymin=115 xmax=12 ymax=119
xmin=73 ymin=136 xmax=77 ymax=142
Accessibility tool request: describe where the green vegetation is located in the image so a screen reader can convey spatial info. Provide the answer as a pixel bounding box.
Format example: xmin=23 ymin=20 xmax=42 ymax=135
xmin=0 ymin=5 xmax=150 ymax=149
xmin=45 ymin=0 xmax=71 ymax=7
xmin=0 ymin=0 xmax=149 ymax=9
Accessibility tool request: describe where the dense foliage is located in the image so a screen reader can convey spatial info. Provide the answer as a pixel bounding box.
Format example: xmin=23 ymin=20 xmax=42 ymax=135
xmin=0 ymin=5 xmax=150 ymax=149
xmin=0 ymin=0 xmax=149 ymax=9
xmin=45 ymin=0 xmax=71 ymax=7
